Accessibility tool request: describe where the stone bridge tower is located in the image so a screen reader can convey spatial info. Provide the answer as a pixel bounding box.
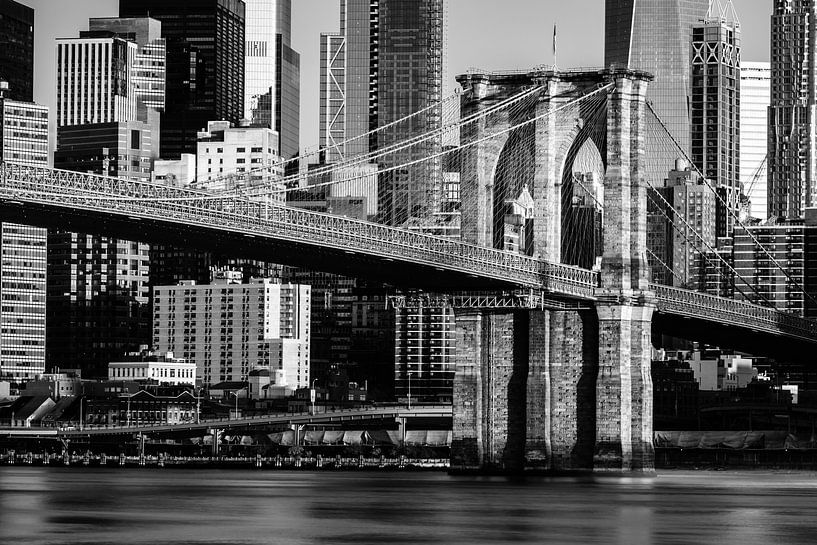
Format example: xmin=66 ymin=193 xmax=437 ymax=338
xmin=451 ymin=69 xmax=655 ymax=473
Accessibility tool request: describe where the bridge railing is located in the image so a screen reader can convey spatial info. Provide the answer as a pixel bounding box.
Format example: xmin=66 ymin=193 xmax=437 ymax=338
xmin=0 ymin=162 xmax=599 ymax=296
xmin=651 ymin=283 xmax=817 ymax=341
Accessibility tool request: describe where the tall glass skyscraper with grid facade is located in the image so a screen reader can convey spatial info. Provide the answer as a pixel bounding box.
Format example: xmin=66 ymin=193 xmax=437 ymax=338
xmin=319 ymin=0 xmax=443 ymax=226
xmin=605 ymin=0 xmax=710 ymax=180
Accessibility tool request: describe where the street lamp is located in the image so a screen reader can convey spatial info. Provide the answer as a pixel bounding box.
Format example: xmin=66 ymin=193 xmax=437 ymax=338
xmin=311 ymin=378 xmax=318 ymax=415
xmin=228 ymin=391 xmax=239 ymax=419
xmin=79 ymin=397 xmax=84 ymax=431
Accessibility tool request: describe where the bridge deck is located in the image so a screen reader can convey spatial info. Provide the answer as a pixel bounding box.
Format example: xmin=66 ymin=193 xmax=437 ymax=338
xmin=0 ymin=162 xmax=597 ymax=298
xmin=0 ymin=162 xmax=813 ymax=344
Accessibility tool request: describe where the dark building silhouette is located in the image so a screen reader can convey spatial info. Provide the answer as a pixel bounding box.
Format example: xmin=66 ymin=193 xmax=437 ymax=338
xmin=119 ymin=0 xmax=246 ymax=159
xmin=0 ymin=0 xmax=34 ymax=102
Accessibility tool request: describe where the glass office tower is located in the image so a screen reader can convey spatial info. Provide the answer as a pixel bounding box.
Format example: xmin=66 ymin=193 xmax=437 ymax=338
xmin=244 ymin=0 xmax=300 ymax=160
xmin=605 ymin=0 xmax=710 ymax=179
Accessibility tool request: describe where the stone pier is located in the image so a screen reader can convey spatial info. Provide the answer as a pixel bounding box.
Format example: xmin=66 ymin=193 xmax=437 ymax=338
xmin=452 ymin=68 xmax=655 ymax=473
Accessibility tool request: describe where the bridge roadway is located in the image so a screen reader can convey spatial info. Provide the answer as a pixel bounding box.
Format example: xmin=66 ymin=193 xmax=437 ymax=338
xmin=0 ymin=162 xmax=815 ymax=346
xmin=0 ymin=405 xmax=453 ymax=439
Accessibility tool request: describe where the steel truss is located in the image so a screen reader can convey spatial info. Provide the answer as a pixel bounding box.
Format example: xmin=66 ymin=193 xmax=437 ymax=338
xmin=0 ymin=162 xmax=598 ymax=297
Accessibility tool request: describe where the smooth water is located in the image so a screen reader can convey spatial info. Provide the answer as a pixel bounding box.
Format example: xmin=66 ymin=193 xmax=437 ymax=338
xmin=1 ymin=468 xmax=817 ymax=544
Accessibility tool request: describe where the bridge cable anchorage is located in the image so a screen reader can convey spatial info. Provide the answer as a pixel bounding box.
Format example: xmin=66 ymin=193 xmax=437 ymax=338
xmin=644 ymin=120 xmax=772 ymax=305
xmin=646 ymin=102 xmax=817 ymax=309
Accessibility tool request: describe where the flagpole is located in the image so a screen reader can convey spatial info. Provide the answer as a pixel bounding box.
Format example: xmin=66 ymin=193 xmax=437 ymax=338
xmin=553 ymin=23 xmax=558 ymax=69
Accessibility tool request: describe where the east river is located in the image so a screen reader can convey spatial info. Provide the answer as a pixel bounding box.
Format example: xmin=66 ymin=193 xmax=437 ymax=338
xmin=2 ymin=469 xmax=817 ymax=544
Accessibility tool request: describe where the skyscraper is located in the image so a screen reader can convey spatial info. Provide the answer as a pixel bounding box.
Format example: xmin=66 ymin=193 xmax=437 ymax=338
xmin=244 ymin=0 xmax=300 ymax=160
xmin=0 ymin=93 xmax=48 ymax=382
xmin=319 ymin=0 xmax=443 ymax=225
xmin=605 ymin=0 xmax=710 ymax=175
xmin=0 ymin=0 xmax=34 ymax=102
xmin=740 ymin=62 xmax=771 ymax=221
xmin=768 ymin=0 xmax=817 ymax=220
xmin=50 ymin=20 xmax=161 ymax=378
xmin=119 ymin=0 xmax=246 ymax=159
xmin=690 ymin=5 xmax=740 ymax=238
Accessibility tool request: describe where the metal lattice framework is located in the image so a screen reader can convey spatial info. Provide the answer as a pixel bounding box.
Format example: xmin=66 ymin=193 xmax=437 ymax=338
xmin=651 ymin=283 xmax=817 ymax=343
xmin=0 ymin=162 xmax=598 ymax=298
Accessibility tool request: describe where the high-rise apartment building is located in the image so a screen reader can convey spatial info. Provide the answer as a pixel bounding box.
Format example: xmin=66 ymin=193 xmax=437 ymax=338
xmin=605 ymin=0 xmax=710 ymax=176
xmin=0 ymin=93 xmax=48 ymax=381
xmin=319 ymin=0 xmax=443 ymax=225
xmin=119 ymin=0 xmax=246 ymax=159
xmin=153 ymin=277 xmax=310 ymax=387
xmin=244 ymin=0 xmax=300 ymax=161
xmin=394 ymin=299 xmax=455 ymax=403
xmin=690 ymin=8 xmax=740 ymax=238
xmin=768 ymin=0 xmax=817 ymax=219
xmin=740 ymin=62 xmax=771 ymax=221
xmin=0 ymin=0 xmax=34 ymax=102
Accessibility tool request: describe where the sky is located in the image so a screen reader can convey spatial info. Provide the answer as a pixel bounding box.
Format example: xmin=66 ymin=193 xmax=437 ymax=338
xmin=22 ymin=0 xmax=771 ymax=153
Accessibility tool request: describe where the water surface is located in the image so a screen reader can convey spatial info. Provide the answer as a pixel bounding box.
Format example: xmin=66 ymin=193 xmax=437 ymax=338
xmin=1 ymin=468 xmax=816 ymax=544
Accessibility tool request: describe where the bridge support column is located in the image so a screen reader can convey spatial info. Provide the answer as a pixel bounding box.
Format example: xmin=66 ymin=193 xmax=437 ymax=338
xmin=525 ymin=309 xmax=598 ymax=471
xmin=594 ymin=303 xmax=654 ymax=471
xmin=451 ymin=310 xmax=528 ymax=472
xmin=593 ymin=70 xmax=656 ymax=472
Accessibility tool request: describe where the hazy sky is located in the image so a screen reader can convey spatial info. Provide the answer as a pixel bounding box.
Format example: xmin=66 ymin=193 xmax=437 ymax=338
xmin=22 ymin=0 xmax=771 ymax=152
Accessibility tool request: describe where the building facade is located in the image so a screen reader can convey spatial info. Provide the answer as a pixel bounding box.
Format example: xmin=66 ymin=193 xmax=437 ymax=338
xmin=0 ymin=96 xmax=48 ymax=382
xmin=88 ymin=17 xmax=167 ymax=113
xmin=740 ymin=62 xmax=771 ymax=221
xmin=394 ymin=299 xmax=455 ymax=403
xmin=194 ymin=120 xmax=283 ymax=193
xmin=731 ymin=214 xmax=817 ymax=317
xmin=108 ymin=352 xmax=196 ymax=386
xmin=119 ymin=0 xmax=246 ymax=159
xmin=244 ymin=0 xmax=300 ymax=161
xmin=768 ymin=0 xmax=817 ymax=219
xmin=153 ymin=277 xmax=310 ymax=387
xmin=0 ymin=0 xmax=34 ymax=103
xmin=51 ymin=121 xmax=153 ymax=378
xmin=690 ymin=10 xmax=741 ymax=238
xmin=56 ymin=36 xmax=138 ymax=127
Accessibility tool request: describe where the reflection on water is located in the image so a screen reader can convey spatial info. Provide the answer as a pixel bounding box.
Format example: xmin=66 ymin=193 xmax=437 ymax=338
xmin=2 ymin=469 xmax=817 ymax=544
